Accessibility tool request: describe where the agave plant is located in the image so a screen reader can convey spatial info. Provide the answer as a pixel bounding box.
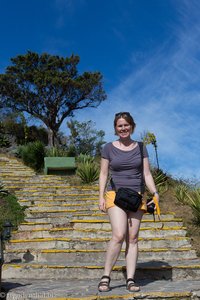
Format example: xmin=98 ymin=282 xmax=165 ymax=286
xmin=76 ymin=161 xmax=99 ymax=184
xmin=174 ymin=184 xmax=189 ymax=204
xmin=0 ymin=181 xmax=9 ymax=196
xmin=151 ymin=168 xmax=169 ymax=196
xmin=76 ymin=153 xmax=95 ymax=164
xmin=184 ymin=188 xmax=200 ymax=224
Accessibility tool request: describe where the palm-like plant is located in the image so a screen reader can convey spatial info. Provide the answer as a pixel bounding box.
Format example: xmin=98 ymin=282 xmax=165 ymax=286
xmin=142 ymin=131 xmax=159 ymax=170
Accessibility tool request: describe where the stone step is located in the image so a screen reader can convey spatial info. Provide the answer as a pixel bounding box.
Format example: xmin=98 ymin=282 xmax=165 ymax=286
xmin=3 ymin=259 xmax=200 ymax=281
xmin=25 ymin=210 xmax=174 ymax=223
xmin=24 ymin=215 xmax=78 ymax=224
xmin=18 ymin=198 xmax=99 ymax=206
xmin=16 ymin=191 xmax=99 ymax=198
xmin=18 ymin=222 xmax=53 ymax=231
xmin=25 ymin=203 xmax=99 ymax=211
xmin=23 ymin=208 xmax=176 ymax=222
xmin=4 ymin=247 xmax=197 ymax=263
xmin=22 ymin=216 xmax=178 ymax=228
xmin=16 ymin=188 xmax=99 ymax=193
xmin=2 ymin=278 xmax=200 ymax=300
xmin=5 ymin=236 xmax=191 ymax=253
xmin=15 ymin=184 xmax=98 ymax=189
xmin=16 ymin=225 xmax=188 ymax=239
xmin=70 ymin=218 xmax=183 ymax=230
xmin=0 ymin=170 xmax=35 ymax=175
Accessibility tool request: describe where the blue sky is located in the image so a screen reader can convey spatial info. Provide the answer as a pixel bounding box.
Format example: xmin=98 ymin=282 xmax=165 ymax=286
xmin=1 ymin=0 xmax=200 ymax=181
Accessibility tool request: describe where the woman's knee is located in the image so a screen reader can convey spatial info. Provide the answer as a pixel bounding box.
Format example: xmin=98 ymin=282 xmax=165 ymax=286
xmin=127 ymin=234 xmax=139 ymax=245
xmin=112 ymin=232 xmax=126 ymax=243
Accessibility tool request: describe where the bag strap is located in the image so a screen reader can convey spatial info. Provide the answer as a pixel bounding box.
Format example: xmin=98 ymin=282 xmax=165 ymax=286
xmin=138 ymin=142 xmax=144 ymax=192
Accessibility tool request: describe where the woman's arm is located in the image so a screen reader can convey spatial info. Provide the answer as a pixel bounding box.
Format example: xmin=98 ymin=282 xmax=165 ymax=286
xmin=99 ymin=158 xmax=109 ymax=212
xmin=143 ymin=157 xmax=159 ymax=202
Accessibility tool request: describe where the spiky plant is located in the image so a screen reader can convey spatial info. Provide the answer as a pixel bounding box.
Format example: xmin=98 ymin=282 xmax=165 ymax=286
xmin=76 ymin=162 xmax=99 ymax=184
xmin=174 ymin=184 xmax=189 ymax=204
xmin=185 ymin=188 xmax=200 ymax=224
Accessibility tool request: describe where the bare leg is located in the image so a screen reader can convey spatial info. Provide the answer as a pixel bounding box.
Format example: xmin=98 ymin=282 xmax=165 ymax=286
xmin=125 ymin=209 xmax=144 ymax=291
xmin=99 ymin=206 xmax=127 ymax=291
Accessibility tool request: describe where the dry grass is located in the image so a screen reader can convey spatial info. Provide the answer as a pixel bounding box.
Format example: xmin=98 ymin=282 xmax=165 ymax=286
xmin=160 ymin=187 xmax=200 ymax=257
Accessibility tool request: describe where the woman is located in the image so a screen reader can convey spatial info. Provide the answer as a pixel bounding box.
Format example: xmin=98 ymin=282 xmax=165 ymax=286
xmin=98 ymin=112 xmax=159 ymax=292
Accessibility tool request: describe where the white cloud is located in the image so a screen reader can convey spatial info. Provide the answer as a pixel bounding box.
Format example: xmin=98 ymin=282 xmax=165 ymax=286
xmin=59 ymin=0 xmax=200 ymax=180
xmin=53 ymin=0 xmax=86 ymax=28
xmin=80 ymin=0 xmax=200 ymax=179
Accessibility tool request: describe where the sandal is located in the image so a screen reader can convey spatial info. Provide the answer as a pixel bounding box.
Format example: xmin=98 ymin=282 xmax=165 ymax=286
xmin=98 ymin=275 xmax=111 ymax=292
xmin=126 ymin=278 xmax=140 ymax=292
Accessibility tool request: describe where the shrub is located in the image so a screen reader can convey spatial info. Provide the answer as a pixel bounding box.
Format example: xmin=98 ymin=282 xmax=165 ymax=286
xmin=150 ymin=168 xmax=169 ymax=196
xmin=0 ymin=133 xmax=10 ymax=148
xmin=185 ymin=188 xmax=200 ymax=224
xmin=174 ymin=184 xmax=189 ymax=204
xmin=0 ymin=181 xmax=9 ymax=196
xmin=45 ymin=146 xmax=70 ymax=157
xmin=76 ymin=153 xmax=95 ymax=164
xmin=0 ymin=194 xmax=26 ymax=231
xmin=76 ymin=161 xmax=99 ymax=184
xmin=18 ymin=141 xmax=45 ymax=171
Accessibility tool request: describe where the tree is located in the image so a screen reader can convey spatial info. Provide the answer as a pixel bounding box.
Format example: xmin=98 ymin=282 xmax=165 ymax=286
xmin=66 ymin=119 xmax=106 ymax=156
xmin=142 ymin=131 xmax=160 ymax=169
xmin=0 ymin=111 xmax=48 ymax=145
xmin=0 ymin=51 xmax=107 ymax=146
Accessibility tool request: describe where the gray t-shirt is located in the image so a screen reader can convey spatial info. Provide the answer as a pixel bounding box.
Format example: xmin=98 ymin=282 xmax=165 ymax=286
xmin=101 ymin=142 xmax=148 ymax=193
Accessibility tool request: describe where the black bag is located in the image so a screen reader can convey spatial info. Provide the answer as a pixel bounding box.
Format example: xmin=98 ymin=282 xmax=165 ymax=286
xmin=114 ymin=187 xmax=142 ymax=212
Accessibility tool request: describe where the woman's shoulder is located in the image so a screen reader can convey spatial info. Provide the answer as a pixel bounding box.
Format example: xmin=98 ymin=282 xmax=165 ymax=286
xmin=102 ymin=142 xmax=113 ymax=151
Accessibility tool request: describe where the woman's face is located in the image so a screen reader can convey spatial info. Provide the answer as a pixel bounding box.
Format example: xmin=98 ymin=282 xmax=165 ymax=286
xmin=115 ymin=117 xmax=132 ymax=138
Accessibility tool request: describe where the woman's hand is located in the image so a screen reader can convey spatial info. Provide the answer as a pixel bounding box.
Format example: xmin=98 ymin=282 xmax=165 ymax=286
xmin=99 ymin=197 xmax=106 ymax=212
xmin=147 ymin=193 xmax=159 ymax=212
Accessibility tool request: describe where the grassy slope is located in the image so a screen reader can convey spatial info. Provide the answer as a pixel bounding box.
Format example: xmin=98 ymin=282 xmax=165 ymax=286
xmin=160 ymin=187 xmax=200 ymax=257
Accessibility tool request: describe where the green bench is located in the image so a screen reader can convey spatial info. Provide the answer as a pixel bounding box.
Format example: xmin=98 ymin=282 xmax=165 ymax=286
xmin=44 ymin=157 xmax=76 ymax=175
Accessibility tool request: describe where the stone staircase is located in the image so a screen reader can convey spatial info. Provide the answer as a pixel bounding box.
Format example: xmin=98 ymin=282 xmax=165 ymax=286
xmin=0 ymin=155 xmax=200 ymax=300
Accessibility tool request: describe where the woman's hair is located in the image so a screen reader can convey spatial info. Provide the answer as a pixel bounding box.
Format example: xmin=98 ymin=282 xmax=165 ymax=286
xmin=114 ymin=112 xmax=136 ymax=134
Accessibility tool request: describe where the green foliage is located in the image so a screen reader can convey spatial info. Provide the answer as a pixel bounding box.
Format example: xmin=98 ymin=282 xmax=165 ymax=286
xmin=76 ymin=161 xmax=99 ymax=184
xmin=66 ymin=119 xmax=106 ymax=156
xmin=0 ymin=181 xmax=9 ymax=196
xmin=0 ymin=133 xmax=10 ymax=147
xmin=45 ymin=146 xmax=69 ymax=157
xmin=18 ymin=141 xmax=45 ymax=171
xmin=173 ymin=183 xmax=200 ymax=225
xmin=142 ymin=131 xmax=157 ymax=146
xmin=0 ymin=194 xmax=26 ymax=231
xmin=0 ymin=120 xmax=11 ymax=147
xmin=76 ymin=153 xmax=95 ymax=164
xmin=151 ymin=168 xmax=169 ymax=196
xmin=0 ymin=51 xmax=106 ymax=146
xmin=184 ymin=189 xmax=200 ymax=224
xmin=0 ymin=111 xmax=48 ymax=145
xmin=66 ymin=144 xmax=76 ymax=157
xmin=174 ymin=184 xmax=189 ymax=204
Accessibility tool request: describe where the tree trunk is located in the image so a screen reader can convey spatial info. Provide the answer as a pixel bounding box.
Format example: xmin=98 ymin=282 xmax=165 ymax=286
xmin=155 ymin=147 xmax=160 ymax=170
xmin=47 ymin=129 xmax=54 ymax=147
